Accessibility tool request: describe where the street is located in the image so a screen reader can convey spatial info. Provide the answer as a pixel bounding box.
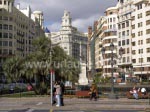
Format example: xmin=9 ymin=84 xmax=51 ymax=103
xmin=0 ymin=109 xmax=145 ymax=112
xmin=0 ymin=97 xmax=149 ymax=112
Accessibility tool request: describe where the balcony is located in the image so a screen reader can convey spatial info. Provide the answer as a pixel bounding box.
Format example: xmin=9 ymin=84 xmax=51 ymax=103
xmin=134 ymin=0 xmax=149 ymax=5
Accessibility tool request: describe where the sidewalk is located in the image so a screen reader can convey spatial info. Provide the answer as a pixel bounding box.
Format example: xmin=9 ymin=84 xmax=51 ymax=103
xmin=0 ymin=97 xmax=149 ymax=111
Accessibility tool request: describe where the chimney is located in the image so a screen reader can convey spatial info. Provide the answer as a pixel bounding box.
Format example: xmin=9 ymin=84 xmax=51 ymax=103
xmin=88 ymin=26 xmax=92 ymax=38
xmin=93 ymin=21 xmax=98 ymax=32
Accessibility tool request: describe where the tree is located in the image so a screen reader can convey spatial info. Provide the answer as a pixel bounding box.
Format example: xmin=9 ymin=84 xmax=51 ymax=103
xmin=3 ymin=36 xmax=80 ymax=95
xmin=3 ymin=56 xmax=24 ymax=83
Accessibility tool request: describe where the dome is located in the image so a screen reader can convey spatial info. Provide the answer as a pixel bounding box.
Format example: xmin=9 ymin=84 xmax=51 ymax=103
xmin=44 ymin=27 xmax=50 ymax=33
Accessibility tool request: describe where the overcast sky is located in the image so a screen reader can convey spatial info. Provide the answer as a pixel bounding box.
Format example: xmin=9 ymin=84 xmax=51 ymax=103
xmin=15 ymin=0 xmax=118 ymax=32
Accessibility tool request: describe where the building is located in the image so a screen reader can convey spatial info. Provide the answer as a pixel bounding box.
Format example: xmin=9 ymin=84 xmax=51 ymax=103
xmin=88 ymin=6 xmax=118 ymax=79
xmin=131 ymin=0 xmax=150 ymax=81
xmin=99 ymin=6 xmax=118 ymax=78
xmin=0 ymin=0 xmax=44 ymax=81
xmin=117 ymin=0 xmax=134 ymax=82
xmin=49 ymin=10 xmax=88 ymax=63
xmin=45 ymin=10 xmax=88 ymax=85
xmin=117 ymin=0 xmax=150 ymax=82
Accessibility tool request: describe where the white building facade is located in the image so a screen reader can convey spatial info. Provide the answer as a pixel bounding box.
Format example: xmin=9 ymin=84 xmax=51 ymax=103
xmin=117 ymin=0 xmax=135 ymax=82
xmin=131 ymin=0 xmax=150 ymax=81
xmin=50 ymin=10 xmax=88 ymax=63
xmin=0 ymin=0 xmax=44 ymax=76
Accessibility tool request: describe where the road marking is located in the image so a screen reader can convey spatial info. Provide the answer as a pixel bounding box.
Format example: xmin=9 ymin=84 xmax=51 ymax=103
xmin=0 ymin=110 xmax=8 ymax=112
xmin=25 ymin=109 xmax=34 ymax=112
xmin=50 ymin=109 xmax=53 ymax=112
xmin=36 ymin=102 xmax=43 ymax=105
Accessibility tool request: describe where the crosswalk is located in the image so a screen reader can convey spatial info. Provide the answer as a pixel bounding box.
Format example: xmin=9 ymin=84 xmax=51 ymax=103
xmin=0 ymin=110 xmax=145 ymax=112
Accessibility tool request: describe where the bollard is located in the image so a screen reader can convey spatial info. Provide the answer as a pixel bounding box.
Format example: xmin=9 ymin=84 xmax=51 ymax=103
xmin=148 ymin=93 xmax=150 ymax=105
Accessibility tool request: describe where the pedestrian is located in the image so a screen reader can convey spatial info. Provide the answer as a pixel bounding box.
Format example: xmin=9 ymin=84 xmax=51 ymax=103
xmin=54 ymin=81 xmax=61 ymax=107
xmin=140 ymin=87 xmax=147 ymax=95
xmin=89 ymin=83 xmax=98 ymax=101
xmin=60 ymin=80 xmax=65 ymax=106
xmin=52 ymin=81 xmax=56 ymax=105
xmin=130 ymin=86 xmax=139 ymax=100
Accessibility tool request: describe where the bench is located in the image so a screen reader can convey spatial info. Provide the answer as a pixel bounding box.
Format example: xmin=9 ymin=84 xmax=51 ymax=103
xmin=75 ymin=91 xmax=90 ymax=98
xmin=126 ymin=91 xmax=149 ymax=99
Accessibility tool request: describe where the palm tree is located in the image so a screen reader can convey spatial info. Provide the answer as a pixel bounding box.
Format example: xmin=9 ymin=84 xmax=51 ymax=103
xmin=3 ymin=56 xmax=24 ymax=83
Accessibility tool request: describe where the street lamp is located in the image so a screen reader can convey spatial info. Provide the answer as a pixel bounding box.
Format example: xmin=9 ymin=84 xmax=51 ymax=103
xmin=101 ymin=42 xmax=117 ymax=99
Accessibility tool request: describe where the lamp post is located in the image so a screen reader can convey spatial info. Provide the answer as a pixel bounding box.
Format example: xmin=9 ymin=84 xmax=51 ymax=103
xmin=49 ymin=41 xmax=59 ymax=106
xmin=49 ymin=41 xmax=53 ymax=106
xmin=101 ymin=42 xmax=117 ymax=99
xmin=119 ymin=47 xmax=124 ymax=81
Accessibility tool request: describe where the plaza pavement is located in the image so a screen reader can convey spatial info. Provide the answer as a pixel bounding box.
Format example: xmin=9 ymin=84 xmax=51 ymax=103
xmin=0 ymin=96 xmax=150 ymax=111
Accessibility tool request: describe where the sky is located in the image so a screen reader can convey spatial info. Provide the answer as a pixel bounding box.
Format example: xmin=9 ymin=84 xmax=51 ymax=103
xmin=15 ymin=0 xmax=118 ymax=32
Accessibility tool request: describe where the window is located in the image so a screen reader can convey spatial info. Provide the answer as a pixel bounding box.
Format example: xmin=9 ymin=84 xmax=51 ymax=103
xmin=113 ymin=24 xmax=116 ymax=29
xmin=110 ymin=25 xmax=112 ymax=29
xmin=139 ymin=58 xmax=143 ymax=63
xmin=9 ymin=50 xmax=12 ymax=55
xmin=126 ymin=21 xmax=129 ymax=27
xmin=132 ymin=59 xmax=136 ymax=63
xmin=127 ymin=30 xmax=129 ymax=36
xmin=3 ymin=16 xmax=8 ymax=20
xmin=132 ymin=16 xmax=135 ymax=20
xmin=146 ymin=20 xmax=150 ymax=25
xmin=0 ymin=41 xmax=2 ymax=46
xmin=3 ymin=24 xmax=8 ymax=30
xmin=118 ymin=24 xmax=121 ymax=29
xmin=4 ymin=0 xmax=6 ymax=5
xmin=127 ymin=39 xmax=129 ymax=45
xmin=0 ymin=0 xmax=2 ymax=4
xmin=146 ymin=38 xmax=150 ymax=43
xmin=138 ymin=31 xmax=143 ymax=36
xmin=3 ymin=33 xmax=8 ymax=38
xmin=9 ymin=41 xmax=12 ymax=46
xmin=119 ymin=32 xmax=121 ymax=38
xmin=139 ymin=49 xmax=143 ymax=54
xmin=110 ymin=12 xmax=113 ymax=15
xmin=147 ymin=57 xmax=150 ymax=62
xmin=138 ymin=13 xmax=142 ymax=19
xmin=0 ymin=32 xmax=2 ymax=38
xmin=147 ymin=48 xmax=150 ymax=53
xmin=122 ymin=31 xmax=125 ymax=36
xmin=113 ymin=18 xmax=116 ymax=22
xmin=123 ymin=57 xmax=126 ymax=63
xmin=137 ymin=4 xmax=142 ymax=10
xmin=9 ymin=33 xmax=13 ymax=38
xmin=127 ymin=57 xmax=130 ymax=62
xmin=110 ymin=18 xmax=112 ymax=22
xmin=146 ymin=29 xmax=150 ymax=34
xmin=132 ymin=42 xmax=135 ymax=46
xmin=127 ymin=48 xmax=130 ymax=53
xmin=118 ymin=41 xmax=121 ymax=46
xmin=0 ymin=24 xmax=2 ymax=29
xmin=3 ymin=41 xmax=8 ymax=46
xmin=122 ymin=23 xmax=125 ymax=28
xmin=122 ymin=40 xmax=125 ymax=46
xmin=3 ymin=49 xmax=8 ymax=54
xmin=138 ymin=22 xmax=143 ymax=27
xmin=146 ymin=11 xmax=150 ymax=16
xmin=132 ymin=50 xmax=136 ymax=55
xmin=9 ymin=25 xmax=12 ymax=30
xmin=132 ymin=33 xmax=135 ymax=38
xmin=0 ymin=49 xmax=2 ymax=55
xmin=132 ymin=25 xmax=135 ymax=29
xmin=138 ymin=40 xmax=143 ymax=45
